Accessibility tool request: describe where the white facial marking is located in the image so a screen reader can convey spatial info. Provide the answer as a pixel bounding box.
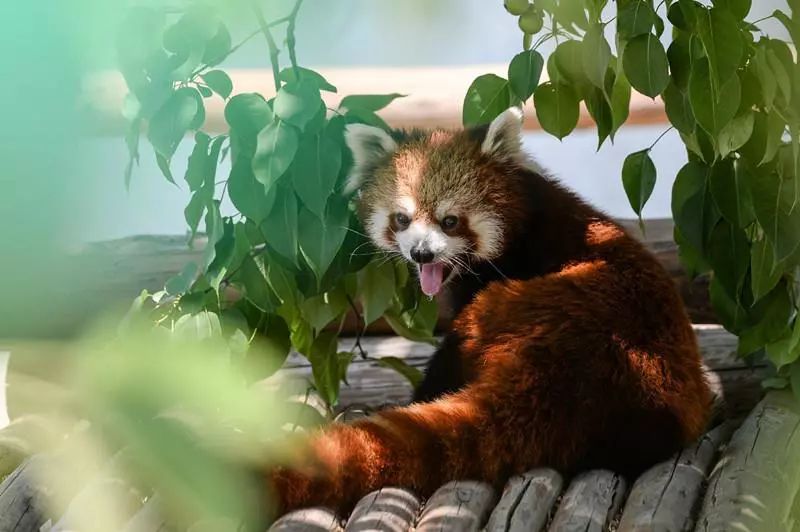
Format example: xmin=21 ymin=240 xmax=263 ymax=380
xmin=343 ymin=124 xmax=398 ymax=194
xmin=397 ymin=196 xmax=417 ymax=216
xmin=469 ymin=212 xmax=503 ymax=259
xmin=366 ymin=206 xmax=393 ymax=250
xmin=396 ymin=221 xmax=449 ymax=261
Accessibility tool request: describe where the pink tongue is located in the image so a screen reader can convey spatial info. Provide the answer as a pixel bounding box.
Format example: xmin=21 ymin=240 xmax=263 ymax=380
xmin=420 ymin=263 xmax=446 ymax=296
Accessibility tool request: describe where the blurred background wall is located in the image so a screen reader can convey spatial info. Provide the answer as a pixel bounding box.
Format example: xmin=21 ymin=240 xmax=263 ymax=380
xmin=72 ymin=0 xmax=789 ymax=244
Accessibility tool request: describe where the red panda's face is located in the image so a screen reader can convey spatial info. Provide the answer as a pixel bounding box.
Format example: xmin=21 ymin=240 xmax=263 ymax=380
xmin=344 ymin=108 xmax=529 ymax=296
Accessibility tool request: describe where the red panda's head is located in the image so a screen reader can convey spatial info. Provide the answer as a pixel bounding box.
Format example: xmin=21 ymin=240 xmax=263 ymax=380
xmin=344 ymin=107 xmax=536 ymax=297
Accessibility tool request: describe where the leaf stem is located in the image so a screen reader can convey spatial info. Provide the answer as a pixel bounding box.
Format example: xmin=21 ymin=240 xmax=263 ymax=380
xmin=345 ymin=294 xmax=368 ymax=359
xmin=648 ymin=126 xmax=674 ymax=151
xmin=251 ymin=1 xmax=282 ymax=92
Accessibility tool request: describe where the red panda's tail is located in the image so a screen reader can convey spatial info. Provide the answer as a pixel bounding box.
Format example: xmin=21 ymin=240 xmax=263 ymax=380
xmin=268 ymin=394 xmax=489 ymax=514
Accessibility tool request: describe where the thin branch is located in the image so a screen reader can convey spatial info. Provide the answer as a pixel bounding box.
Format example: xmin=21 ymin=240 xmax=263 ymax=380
xmin=648 ymin=126 xmax=674 ymax=151
xmin=285 ymin=0 xmax=305 ymax=78
xmin=251 ymin=1 xmax=282 ymax=92
xmin=345 ymin=294 xmax=369 ymax=359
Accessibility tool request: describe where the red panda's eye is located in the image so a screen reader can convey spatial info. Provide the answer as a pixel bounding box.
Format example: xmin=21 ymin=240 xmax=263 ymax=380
xmin=441 ymin=215 xmax=459 ymax=231
xmin=394 ymin=212 xmax=411 ymax=229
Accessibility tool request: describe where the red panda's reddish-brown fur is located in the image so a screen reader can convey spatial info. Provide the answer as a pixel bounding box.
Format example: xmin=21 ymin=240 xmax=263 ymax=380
xmin=265 ymin=112 xmax=713 ymax=516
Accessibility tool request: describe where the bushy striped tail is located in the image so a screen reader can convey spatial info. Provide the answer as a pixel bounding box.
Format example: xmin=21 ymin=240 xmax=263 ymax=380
xmin=268 ymin=394 xmax=488 ymax=514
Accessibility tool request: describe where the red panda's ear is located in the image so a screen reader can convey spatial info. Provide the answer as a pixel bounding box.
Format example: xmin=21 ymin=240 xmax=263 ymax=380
xmin=480 ymin=107 xmax=524 ymax=160
xmin=343 ymin=124 xmax=398 ymax=194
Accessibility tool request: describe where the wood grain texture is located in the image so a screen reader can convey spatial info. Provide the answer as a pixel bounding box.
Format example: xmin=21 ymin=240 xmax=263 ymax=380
xmin=122 ymin=495 xmax=175 ymax=532
xmin=694 ymin=392 xmax=800 ymax=532
xmin=485 ymin=468 xmax=563 ymax=532
xmin=616 ymin=424 xmax=733 ymax=532
xmin=83 ymin=67 xmax=667 ymax=136
xmin=0 ymin=455 xmax=49 ymax=532
xmin=415 ymin=481 xmax=497 ymax=532
xmin=548 ymin=470 xmax=627 ymax=532
xmin=269 ymin=507 xmax=342 ymax=532
xmin=344 ymin=487 xmax=421 ymax=532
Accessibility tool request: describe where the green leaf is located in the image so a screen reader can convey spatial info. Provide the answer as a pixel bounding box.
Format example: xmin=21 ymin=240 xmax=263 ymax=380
xmin=358 ymin=260 xmax=396 ymax=326
xmin=582 ymin=26 xmax=612 ymax=89
xmin=165 ymin=262 xmax=198 ymax=296
xmin=201 ymin=70 xmax=233 ymax=99
xmin=689 ymin=59 xmax=741 ymax=136
xmin=709 ymin=276 xmax=747 ymax=332
xmin=622 ymin=34 xmax=669 ymax=98
xmin=224 ymin=94 xmax=273 ymax=138
xmin=273 ymin=80 xmax=323 ymax=130
xmin=291 ymin=128 xmax=343 ymax=217
xmin=672 ymin=161 xmax=718 ymax=253
xmin=707 ymin=220 xmax=750 ymax=298
xmin=667 ymin=33 xmax=694 ymax=90
xmin=239 ymin=256 xmax=280 ymax=312
xmin=462 ymin=74 xmax=514 ymax=126
xmin=339 ymin=94 xmax=405 ymax=113
xmin=750 ymin=171 xmax=800 ymax=262
xmin=245 ymin=316 xmax=291 ymax=380
xmin=711 ymin=0 xmax=751 ymax=19
xmin=278 ymin=67 xmax=337 ymax=93
xmin=751 ymin=236 xmax=782 ymax=303
xmin=147 ymin=88 xmax=199 ymax=159
xmin=252 ymin=120 xmax=299 ymax=190
xmin=753 ymin=46 xmax=777 ymax=110
xmin=585 ymin=87 xmax=613 ymax=148
xmin=376 ymin=357 xmax=423 ymax=389
xmin=709 ymin=159 xmax=755 ymax=229
xmin=202 ymin=23 xmax=232 ymax=66
xmin=610 ymin=73 xmax=632 ymax=138
xmin=508 ymin=50 xmax=544 ymax=101
xmin=622 ymin=150 xmax=657 ymax=219
xmin=533 ymin=82 xmax=580 ymax=140
xmin=697 ymin=7 xmax=743 ymax=87
xmin=308 ymin=331 xmax=341 ymax=407
xmin=717 ymin=112 xmax=754 ymax=159
xmin=301 ymin=288 xmax=348 ymax=333
xmin=552 ymin=41 xmax=587 ymax=87
xmin=617 ymin=0 xmax=655 ymax=40
xmin=298 ymin=198 xmax=350 ymax=282
xmin=185 ymin=132 xmax=211 ymax=191
xmin=202 ymin=200 xmax=223 ymax=270
xmin=228 ymin=159 xmax=276 ymax=223
xmin=663 ymin=81 xmax=695 ymax=135
xmin=261 ymin=188 xmax=299 ymax=265
xmin=185 ymin=192 xmax=206 ymax=243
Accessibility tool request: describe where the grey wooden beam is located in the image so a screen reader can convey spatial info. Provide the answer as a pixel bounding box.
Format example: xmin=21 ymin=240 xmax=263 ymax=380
xmin=344 ymin=487 xmax=420 ymax=532
xmin=269 ymin=507 xmax=342 ymax=532
xmin=548 ymin=470 xmax=627 ymax=532
xmin=616 ymin=423 xmax=733 ymax=532
xmin=0 ymin=455 xmax=50 ymax=532
xmin=415 ymin=480 xmax=497 ymax=532
xmin=485 ymin=468 xmax=563 ymax=532
xmin=694 ymin=392 xmax=800 ymax=532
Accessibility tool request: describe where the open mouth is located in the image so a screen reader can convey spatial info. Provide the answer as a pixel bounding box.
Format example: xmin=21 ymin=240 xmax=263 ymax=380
xmin=417 ymin=262 xmax=455 ymax=297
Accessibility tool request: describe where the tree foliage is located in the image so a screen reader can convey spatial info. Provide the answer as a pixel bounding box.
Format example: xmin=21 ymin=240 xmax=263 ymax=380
xmin=118 ymin=1 xmax=434 ymax=413
xmin=476 ymin=0 xmax=800 ymax=392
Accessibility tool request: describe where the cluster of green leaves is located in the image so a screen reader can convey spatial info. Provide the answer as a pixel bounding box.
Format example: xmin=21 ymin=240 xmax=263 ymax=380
xmin=468 ymin=0 xmax=800 ymax=390
xmin=118 ymin=2 xmax=432 ymax=412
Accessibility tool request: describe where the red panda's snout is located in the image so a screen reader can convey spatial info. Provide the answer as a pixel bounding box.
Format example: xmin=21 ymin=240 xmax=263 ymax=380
xmin=344 ymin=107 xmax=530 ymax=296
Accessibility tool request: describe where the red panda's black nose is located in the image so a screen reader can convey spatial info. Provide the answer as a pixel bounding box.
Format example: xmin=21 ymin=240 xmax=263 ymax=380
xmin=411 ymin=248 xmax=435 ymax=264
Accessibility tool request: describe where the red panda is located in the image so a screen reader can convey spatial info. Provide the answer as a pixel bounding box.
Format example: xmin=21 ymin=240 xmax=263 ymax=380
xmin=267 ymin=107 xmax=713 ymax=516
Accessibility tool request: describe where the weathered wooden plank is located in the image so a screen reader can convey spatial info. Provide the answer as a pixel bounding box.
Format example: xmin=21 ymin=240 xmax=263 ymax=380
xmin=694 ymin=392 xmax=800 ymax=532
xmin=0 ymin=455 xmax=50 ymax=532
xmin=485 ymin=468 xmax=563 ymax=532
xmin=344 ymin=487 xmax=421 ymax=532
xmin=616 ymin=424 xmax=733 ymax=532
xmin=415 ymin=480 xmax=497 ymax=532
xmin=122 ymin=494 xmax=175 ymax=532
xmin=269 ymin=507 xmax=342 ymax=532
xmin=548 ymin=470 xmax=627 ymax=532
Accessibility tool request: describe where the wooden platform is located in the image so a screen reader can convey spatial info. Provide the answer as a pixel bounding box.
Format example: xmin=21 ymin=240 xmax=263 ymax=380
xmin=0 ymin=326 xmax=785 ymax=532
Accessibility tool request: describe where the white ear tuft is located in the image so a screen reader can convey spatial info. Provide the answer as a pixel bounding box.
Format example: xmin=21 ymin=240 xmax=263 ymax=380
xmin=481 ymin=107 xmax=524 ymax=158
xmin=343 ymin=124 xmax=398 ymax=194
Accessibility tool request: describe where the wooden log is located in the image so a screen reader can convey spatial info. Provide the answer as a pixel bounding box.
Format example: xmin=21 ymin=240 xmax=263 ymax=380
xmin=344 ymin=487 xmax=421 ymax=532
xmin=122 ymin=494 xmax=175 ymax=532
xmin=616 ymin=423 xmax=733 ymax=532
xmin=693 ymin=392 xmax=800 ymax=532
xmin=548 ymin=470 xmax=627 ymax=532
xmin=485 ymin=468 xmax=563 ymax=532
xmin=0 ymin=455 xmax=50 ymax=532
xmin=415 ymin=480 xmax=497 ymax=532
xmin=269 ymin=507 xmax=342 ymax=532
